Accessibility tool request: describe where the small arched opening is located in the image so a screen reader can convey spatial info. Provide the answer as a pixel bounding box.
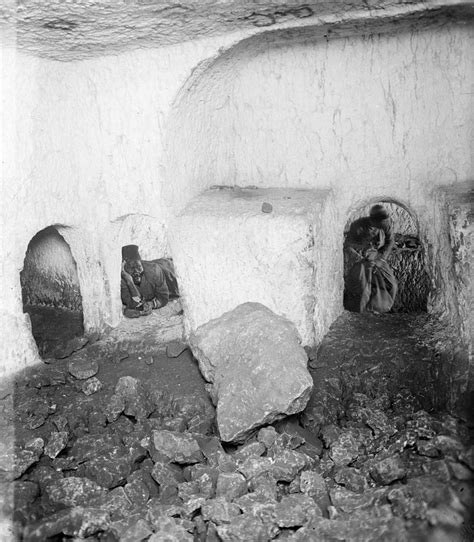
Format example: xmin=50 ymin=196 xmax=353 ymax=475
xmin=119 ymin=243 xmax=181 ymax=324
xmin=343 ymin=199 xmax=430 ymax=313
xmin=108 ymin=214 xmax=183 ymax=342
xmin=20 ymin=226 xmax=84 ymax=356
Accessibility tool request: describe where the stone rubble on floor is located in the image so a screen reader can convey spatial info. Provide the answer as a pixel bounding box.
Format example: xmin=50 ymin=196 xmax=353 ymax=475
xmin=52 ymin=336 xmax=90 ymax=360
xmin=67 ymin=355 xmax=99 ymax=380
xmin=2 ymin=367 xmax=473 ymax=542
xmin=166 ymin=340 xmax=189 ymax=359
xmin=2 ymin=310 xmax=474 ymax=541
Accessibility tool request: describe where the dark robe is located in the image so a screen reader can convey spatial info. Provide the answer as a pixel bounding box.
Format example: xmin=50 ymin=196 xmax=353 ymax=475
xmin=121 ymin=258 xmax=179 ymax=309
xmin=344 ymin=217 xmax=398 ymax=313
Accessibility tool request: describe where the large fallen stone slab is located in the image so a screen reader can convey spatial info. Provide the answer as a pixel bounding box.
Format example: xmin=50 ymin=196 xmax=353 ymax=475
xmin=189 ymin=302 xmax=313 ymax=443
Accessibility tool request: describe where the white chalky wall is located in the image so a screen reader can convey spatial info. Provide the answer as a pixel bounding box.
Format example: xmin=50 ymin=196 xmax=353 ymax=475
xmin=0 ymin=22 xmax=472 ymax=376
xmin=0 ymin=38 xmax=224 ymax=375
xmin=170 ymin=187 xmax=340 ymax=345
xmin=166 ymin=22 xmax=472 ymax=352
xmin=166 ymin=23 xmax=472 ymax=347
xmin=166 ymin=24 xmax=471 ymax=207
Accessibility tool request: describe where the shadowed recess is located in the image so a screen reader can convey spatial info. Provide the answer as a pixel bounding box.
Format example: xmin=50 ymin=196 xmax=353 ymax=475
xmin=344 ymin=200 xmax=431 ymax=312
xmin=20 ymin=226 xmax=84 ymax=356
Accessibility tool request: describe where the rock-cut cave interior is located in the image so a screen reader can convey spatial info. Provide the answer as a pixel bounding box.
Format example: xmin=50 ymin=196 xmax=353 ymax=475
xmin=0 ymin=1 xmax=473 ymax=541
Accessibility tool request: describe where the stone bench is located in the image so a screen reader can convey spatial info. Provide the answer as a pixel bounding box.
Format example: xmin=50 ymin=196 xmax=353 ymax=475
xmin=170 ymin=187 xmax=341 ymax=345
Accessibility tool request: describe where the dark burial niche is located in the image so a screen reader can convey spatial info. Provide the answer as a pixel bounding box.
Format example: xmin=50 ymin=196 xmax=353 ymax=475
xmin=343 ymin=200 xmax=430 ymax=312
xmin=21 ymin=226 xmax=84 ymax=356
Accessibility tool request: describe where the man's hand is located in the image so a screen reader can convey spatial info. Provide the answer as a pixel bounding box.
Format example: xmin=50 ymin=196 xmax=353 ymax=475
xmin=373 ymin=254 xmax=386 ymax=268
xmin=363 ymin=248 xmax=378 ymax=267
xmin=143 ymin=301 xmax=154 ymax=312
xmin=365 ymin=249 xmax=378 ymax=261
xmin=121 ymin=260 xmax=142 ymax=308
xmin=121 ymin=260 xmax=134 ymax=283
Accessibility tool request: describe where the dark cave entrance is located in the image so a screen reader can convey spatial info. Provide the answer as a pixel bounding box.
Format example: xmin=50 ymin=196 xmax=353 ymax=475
xmin=343 ymin=200 xmax=431 ymax=313
xmin=20 ymin=226 xmax=84 ymax=357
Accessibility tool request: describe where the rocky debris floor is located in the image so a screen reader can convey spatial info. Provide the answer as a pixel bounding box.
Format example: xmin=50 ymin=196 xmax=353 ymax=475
xmin=0 ymin=310 xmax=473 ymax=541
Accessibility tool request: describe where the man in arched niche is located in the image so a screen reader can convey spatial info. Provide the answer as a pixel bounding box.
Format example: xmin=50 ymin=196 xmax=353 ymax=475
xmin=344 ymin=204 xmax=398 ymax=314
xmin=121 ymin=245 xmax=180 ymax=318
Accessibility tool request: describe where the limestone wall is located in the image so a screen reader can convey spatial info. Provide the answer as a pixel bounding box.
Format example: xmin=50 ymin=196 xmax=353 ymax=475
xmin=427 ymin=182 xmax=473 ymax=394
xmin=0 ymin=20 xmax=472 ymax=376
xmin=166 ymin=24 xmax=472 ymax=212
xmin=1 ymin=40 xmax=223 ymax=374
xmin=166 ymin=21 xmax=472 ymax=354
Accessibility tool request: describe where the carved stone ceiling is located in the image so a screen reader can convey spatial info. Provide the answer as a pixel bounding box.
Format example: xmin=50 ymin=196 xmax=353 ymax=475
xmin=1 ymin=0 xmax=472 ymax=61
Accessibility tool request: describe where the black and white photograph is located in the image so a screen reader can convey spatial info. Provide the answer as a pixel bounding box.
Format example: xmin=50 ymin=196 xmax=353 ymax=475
xmin=0 ymin=1 xmax=473 ymax=540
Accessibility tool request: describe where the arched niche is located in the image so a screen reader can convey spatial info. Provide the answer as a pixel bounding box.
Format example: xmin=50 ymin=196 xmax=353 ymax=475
xmin=343 ymin=198 xmax=430 ymax=313
xmin=20 ymin=225 xmax=84 ymax=356
xmin=112 ymin=213 xmax=170 ymax=261
xmin=109 ymin=213 xmax=181 ymax=322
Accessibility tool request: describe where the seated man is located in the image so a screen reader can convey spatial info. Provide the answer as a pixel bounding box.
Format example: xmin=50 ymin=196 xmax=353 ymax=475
xmin=121 ymin=244 xmax=180 ymax=318
xmin=344 ymin=204 xmax=398 ymax=314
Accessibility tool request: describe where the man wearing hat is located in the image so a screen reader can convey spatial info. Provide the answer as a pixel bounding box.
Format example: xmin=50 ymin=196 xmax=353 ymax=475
xmin=344 ymin=204 xmax=398 ymax=313
xmin=121 ymin=245 xmax=179 ymax=318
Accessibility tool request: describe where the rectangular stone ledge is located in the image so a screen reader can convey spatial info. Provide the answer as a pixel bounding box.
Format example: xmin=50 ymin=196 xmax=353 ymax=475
xmin=169 ymin=187 xmax=338 ymax=346
xmin=430 ymin=181 xmax=473 ymax=397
